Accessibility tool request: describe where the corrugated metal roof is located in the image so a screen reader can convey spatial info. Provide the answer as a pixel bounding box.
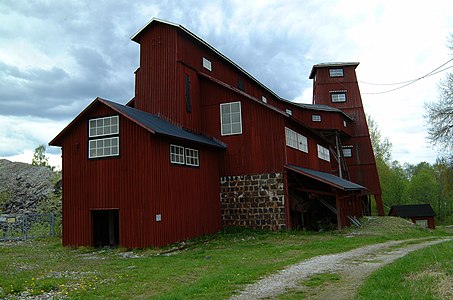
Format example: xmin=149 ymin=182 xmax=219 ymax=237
xmin=50 ymin=97 xmax=226 ymax=149
xmin=286 ymin=164 xmax=366 ymax=191
xmin=278 ymin=99 xmax=355 ymax=121
xmin=309 ymin=62 xmax=359 ymax=79
xmin=389 ymin=204 xmax=436 ymax=218
xmin=100 ymin=98 xmax=227 ymax=149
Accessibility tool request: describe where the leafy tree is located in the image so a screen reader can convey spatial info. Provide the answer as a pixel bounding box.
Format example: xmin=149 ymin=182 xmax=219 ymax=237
xmin=433 ymin=158 xmax=453 ymax=223
xmin=31 ymin=144 xmax=51 ymax=168
xmin=406 ymin=163 xmax=440 ymax=208
xmin=367 ymin=115 xmax=392 ymax=164
xmin=425 ymin=34 xmax=453 ymax=161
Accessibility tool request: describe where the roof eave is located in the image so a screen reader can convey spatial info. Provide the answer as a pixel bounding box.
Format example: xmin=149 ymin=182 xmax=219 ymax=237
xmin=286 ymin=164 xmax=367 ymax=192
xmin=49 ymin=97 xmax=105 ymax=147
xmin=131 ymin=17 xmax=180 ymax=43
xmin=309 ymin=62 xmax=360 ymax=79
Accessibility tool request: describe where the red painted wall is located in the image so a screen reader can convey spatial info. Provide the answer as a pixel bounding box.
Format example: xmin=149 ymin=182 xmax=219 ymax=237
xmin=199 ymin=78 xmax=287 ymax=176
xmin=60 ymin=102 xmax=221 ymax=248
xmin=311 ymin=65 xmax=382 ymax=195
xmin=284 ymin=120 xmax=332 ymax=172
xmin=134 ymin=23 xmax=180 ymax=123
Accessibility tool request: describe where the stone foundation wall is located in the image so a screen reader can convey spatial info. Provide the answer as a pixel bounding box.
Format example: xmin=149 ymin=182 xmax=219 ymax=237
xmin=220 ymin=173 xmax=286 ymax=230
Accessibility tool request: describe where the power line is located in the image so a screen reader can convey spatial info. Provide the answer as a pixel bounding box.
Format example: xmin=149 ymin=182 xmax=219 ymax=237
xmin=361 ymin=58 xmax=453 ymax=95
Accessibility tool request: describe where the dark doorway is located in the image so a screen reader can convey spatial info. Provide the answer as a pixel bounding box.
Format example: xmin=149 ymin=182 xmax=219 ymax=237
xmin=92 ymin=210 xmax=119 ymax=247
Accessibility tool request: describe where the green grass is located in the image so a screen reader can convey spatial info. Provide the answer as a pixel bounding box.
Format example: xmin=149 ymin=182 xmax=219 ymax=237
xmin=277 ymin=272 xmax=342 ymax=300
xmin=302 ymin=273 xmax=342 ymax=288
xmin=0 ymin=217 xmax=450 ymax=299
xmin=356 ymin=240 xmax=453 ymax=300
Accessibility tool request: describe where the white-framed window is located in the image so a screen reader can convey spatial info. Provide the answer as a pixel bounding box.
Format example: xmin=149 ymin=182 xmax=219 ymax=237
xmin=285 ymin=109 xmax=293 ymax=116
xmin=285 ymin=127 xmax=308 ymax=153
xmin=89 ymin=137 xmax=119 ymax=158
xmin=312 ymin=114 xmax=321 ymax=122
xmin=89 ymin=116 xmax=119 ymax=138
xmin=331 ymin=93 xmax=347 ymax=103
xmin=415 ymin=219 xmax=428 ymax=228
xmin=202 ymin=57 xmax=212 ymax=71
xmin=317 ymin=144 xmax=330 ymax=162
xmin=343 ymin=120 xmax=347 ymax=127
xmin=285 ymin=127 xmax=298 ymax=149
xmin=220 ymin=101 xmax=242 ymax=136
xmin=88 ymin=115 xmax=120 ymax=159
xmin=170 ymin=144 xmax=200 ymax=167
xmin=342 ymin=146 xmax=353 ymax=158
xmin=185 ymin=148 xmax=199 ymax=166
xmin=329 ymin=68 xmax=344 ymax=77
xmin=170 ymin=144 xmax=185 ymax=165
xmin=261 ymin=96 xmax=267 ymax=103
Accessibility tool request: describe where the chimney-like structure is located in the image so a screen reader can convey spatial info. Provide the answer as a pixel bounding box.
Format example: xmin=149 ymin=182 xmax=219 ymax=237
xmin=309 ymin=62 xmax=384 ymax=216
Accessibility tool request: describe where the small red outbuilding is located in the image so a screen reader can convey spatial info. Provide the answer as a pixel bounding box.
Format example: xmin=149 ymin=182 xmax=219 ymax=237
xmin=388 ymin=204 xmax=436 ymax=229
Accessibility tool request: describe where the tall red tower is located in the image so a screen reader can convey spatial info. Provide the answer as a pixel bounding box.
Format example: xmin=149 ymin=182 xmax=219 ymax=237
xmin=309 ymin=62 xmax=384 ymax=216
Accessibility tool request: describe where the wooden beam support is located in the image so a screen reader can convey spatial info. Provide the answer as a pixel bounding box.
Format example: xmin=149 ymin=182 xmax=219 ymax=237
xmin=291 ymin=187 xmax=336 ymax=197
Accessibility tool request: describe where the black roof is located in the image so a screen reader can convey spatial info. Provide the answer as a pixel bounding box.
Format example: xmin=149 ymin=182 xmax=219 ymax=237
xmin=286 ymin=164 xmax=366 ymax=191
xmin=389 ymin=204 xmax=436 ymax=218
xmin=102 ymin=99 xmax=227 ymax=149
xmin=50 ymin=97 xmax=227 ymax=149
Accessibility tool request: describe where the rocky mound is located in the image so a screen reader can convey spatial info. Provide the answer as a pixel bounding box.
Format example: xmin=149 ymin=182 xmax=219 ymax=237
xmin=0 ymin=159 xmax=61 ymax=214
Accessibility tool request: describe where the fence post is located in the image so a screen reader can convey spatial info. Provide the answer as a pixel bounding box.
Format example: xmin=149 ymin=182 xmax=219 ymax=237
xmin=50 ymin=212 xmax=55 ymax=237
xmin=22 ymin=215 xmax=26 ymax=240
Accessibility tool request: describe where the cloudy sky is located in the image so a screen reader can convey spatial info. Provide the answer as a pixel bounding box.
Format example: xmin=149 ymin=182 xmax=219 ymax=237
xmin=1 ymin=0 xmax=452 ymax=168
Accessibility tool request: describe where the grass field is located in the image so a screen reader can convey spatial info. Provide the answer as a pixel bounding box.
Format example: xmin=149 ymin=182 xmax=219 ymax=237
xmin=0 ymin=217 xmax=450 ymax=299
xmin=356 ymin=239 xmax=453 ymax=299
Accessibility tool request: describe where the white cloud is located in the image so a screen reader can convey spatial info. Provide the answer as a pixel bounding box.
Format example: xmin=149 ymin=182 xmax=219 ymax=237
xmin=0 ymin=115 xmax=66 ymax=156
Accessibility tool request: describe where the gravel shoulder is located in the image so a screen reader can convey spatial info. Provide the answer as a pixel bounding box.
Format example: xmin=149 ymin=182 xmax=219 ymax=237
xmin=230 ymin=237 xmax=452 ymax=299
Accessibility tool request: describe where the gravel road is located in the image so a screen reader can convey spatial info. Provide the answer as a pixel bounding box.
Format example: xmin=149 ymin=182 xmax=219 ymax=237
xmin=230 ymin=237 xmax=452 ymax=299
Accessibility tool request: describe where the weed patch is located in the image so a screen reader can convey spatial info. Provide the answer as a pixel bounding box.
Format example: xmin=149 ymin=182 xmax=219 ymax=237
xmin=302 ymin=273 xmax=341 ymax=288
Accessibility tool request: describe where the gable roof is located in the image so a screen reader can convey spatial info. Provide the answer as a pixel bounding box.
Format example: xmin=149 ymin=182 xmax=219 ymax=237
xmin=389 ymin=204 xmax=436 ymax=218
xmin=49 ymin=97 xmax=227 ymax=149
xmin=286 ymin=164 xmax=366 ymax=191
xmin=131 ymin=18 xmax=356 ymax=122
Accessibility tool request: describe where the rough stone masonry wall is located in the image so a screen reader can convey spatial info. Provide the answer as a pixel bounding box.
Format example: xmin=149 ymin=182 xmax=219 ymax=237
xmin=220 ymin=173 xmax=286 ymax=230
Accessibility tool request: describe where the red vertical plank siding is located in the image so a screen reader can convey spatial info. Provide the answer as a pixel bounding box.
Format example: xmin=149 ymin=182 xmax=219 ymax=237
xmin=199 ymin=79 xmax=286 ymax=176
xmin=60 ymin=102 xmax=221 ymax=248
xmin=311 ymin=65 xmax=381 ymax=196
xmin=134 ymin=24 xmax=178 ymax=119
xmin=270 ymin=102 xmax=353 ymax=136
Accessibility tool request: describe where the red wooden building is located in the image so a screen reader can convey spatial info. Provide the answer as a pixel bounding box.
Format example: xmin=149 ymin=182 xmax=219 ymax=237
xmin=389 ymin=204 xmax=436 ymax=229
xmin=50 ymin=18 xmax=383 ymax=248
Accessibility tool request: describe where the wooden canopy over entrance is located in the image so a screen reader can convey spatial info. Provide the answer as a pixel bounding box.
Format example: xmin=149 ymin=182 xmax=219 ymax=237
xmin=286 ymin=165 xmax=367 ymax=230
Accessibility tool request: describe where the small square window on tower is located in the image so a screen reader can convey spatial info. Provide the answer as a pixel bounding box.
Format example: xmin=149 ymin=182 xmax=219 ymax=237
xmin=202 ymin=57 xmax=212 ymax=71
xmin=312 ymin=114 xmax=321 ymax=122
xmin=342 ymin=146 xmax=353 ymax=158
xmin=329 ymin=68 xmax=344 ymax=77
xmin=331 ymin=92 xmax=347 ymax=103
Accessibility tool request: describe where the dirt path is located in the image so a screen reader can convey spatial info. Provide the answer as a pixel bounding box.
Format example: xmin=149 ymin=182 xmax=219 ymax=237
xmin=230 ymin=237 xmax=452 ymax=300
